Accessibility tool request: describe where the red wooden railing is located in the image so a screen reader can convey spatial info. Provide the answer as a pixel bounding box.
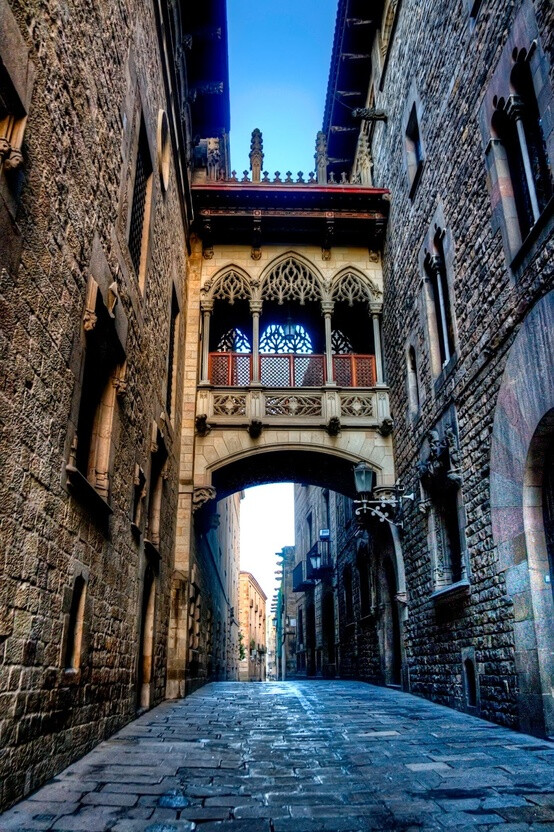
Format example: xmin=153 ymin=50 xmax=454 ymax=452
xmin=208 ymin=353 xmax=252 ymax=386
xmin=333 ymin=354 xmax=376 ymax=387
xmin=208 ymin=353 xmax=377 ymax=388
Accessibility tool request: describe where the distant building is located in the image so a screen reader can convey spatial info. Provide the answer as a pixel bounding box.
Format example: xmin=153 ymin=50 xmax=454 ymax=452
xmin=273 ymin=546 xmax=297 ymax=680
xmin=238 ymin=572 xmax=267 ymax=681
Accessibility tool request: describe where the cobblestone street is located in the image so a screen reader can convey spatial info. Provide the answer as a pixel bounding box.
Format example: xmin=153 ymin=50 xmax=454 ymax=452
xmin=2 ymin=681 xmax=554 ymax=832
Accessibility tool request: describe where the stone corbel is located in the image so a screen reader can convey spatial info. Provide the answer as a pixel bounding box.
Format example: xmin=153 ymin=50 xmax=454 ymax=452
xmin=192 ymin=486 xmax=217 ymax=512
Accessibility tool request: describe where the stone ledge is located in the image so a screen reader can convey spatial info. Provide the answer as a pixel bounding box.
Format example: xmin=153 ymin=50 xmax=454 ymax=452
xmin=431 ymin=578 xmax=471 ymax=604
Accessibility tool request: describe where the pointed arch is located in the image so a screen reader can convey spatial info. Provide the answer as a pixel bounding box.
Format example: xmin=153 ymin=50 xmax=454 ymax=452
xmin=201 ymin=264 xmax=253 ymax=305
xmin=260 ymin=252 xmax=324 ymax=305
xmin=330 ymin=266 xmax=382 ymax=306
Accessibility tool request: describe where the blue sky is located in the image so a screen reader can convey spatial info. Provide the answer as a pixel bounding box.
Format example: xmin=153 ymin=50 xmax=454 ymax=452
xmin=227 ymin=0 xmax=338 ymax=177
xmin=228 ymin=1 xmax=337 ymax=599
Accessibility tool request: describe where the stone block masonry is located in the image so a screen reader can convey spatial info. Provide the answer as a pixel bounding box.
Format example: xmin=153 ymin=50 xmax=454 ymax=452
xmin=0 ymin=0 xmax=188 ymax=810
xmin=371 ymin=0 xmax=554 ymax=730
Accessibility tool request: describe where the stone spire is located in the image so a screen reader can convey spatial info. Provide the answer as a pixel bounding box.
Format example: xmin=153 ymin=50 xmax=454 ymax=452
xmin=315 ymin=131 xmax=328 ymax=185
xmin=249 ymin=128 xmax=264 ymax=183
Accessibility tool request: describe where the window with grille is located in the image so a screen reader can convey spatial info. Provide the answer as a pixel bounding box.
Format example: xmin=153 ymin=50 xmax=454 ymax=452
xmin=128 ymin=117 xmax=153 ymax=281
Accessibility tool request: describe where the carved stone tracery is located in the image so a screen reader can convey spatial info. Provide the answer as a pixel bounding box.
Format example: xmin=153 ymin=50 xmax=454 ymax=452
xmin=261 ymin=258 xmax=321 ymax=305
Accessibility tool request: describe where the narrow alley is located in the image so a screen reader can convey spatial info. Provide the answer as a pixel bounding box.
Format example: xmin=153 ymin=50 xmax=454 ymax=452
xmin=2 ymin=681 xmax=554 ymax=832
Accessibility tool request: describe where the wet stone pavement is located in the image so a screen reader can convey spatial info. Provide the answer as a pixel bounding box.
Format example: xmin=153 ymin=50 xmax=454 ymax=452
xmin=2 ymin=681 xmax=554 ymax=832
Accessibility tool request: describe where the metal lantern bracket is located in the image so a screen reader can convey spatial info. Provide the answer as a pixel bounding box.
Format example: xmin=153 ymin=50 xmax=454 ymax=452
xmin=353 ymin=480 xmax=415 ymax=529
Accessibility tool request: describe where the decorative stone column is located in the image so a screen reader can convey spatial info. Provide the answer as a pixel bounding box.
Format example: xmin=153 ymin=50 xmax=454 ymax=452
xmin=506 ymin=94 xmax=540 ymax=224
xmin=426 ymin=255 xmax=451 ymax=365
xmin=322 ymin=300 xmax=335 ymax=384
xmin=370 ymin=302 xmax=384 ymax=384
xmin=200 ymin=298 xmax=213 ymax=384
xmin=250 ymin=299 xmax=263 ymax=384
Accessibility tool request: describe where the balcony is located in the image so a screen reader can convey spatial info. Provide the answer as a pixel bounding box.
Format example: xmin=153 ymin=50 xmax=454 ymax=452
xmin=292 ymin=560 xmax=314 ymax=593
xmin=305 ymin=542 xmax=334 ymax=581
xmin=292 ymin=544 xmax=334 ymax=593
xmin=208 ymin=352 xmax=376 ymax=388
xmin=198 ymin=352 xmax=388 ymax=428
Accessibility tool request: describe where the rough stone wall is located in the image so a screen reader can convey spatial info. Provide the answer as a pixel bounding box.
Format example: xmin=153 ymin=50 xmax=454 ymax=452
xmin=371 ymin=0 xmax=554 ymax=727
xmin=0 ymin=0 xmax=187 ymax=809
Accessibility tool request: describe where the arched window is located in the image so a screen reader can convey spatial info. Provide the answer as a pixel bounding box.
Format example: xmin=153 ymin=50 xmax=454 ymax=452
xmin=510 ymin=51 xmax=553 ymax=225
xmin=332 ymin=330 xmax=353 ymax=354
xmin=216 ymin=328 xmax=251 ymax=353
xmin=260 ymin=323 xmax=313 ymax=354
xmin=424 ymin=231 xmax=455 ymax=368
xmin=65 ymin=576 xmax=86 ymax=671
xmin=491 ymin=51 xmax=553 ymax=241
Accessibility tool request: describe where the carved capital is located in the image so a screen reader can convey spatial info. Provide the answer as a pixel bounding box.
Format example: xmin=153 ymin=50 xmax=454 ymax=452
xmin=200 ymin=297 xmax=214 ymax=313
xmin=192 ymin=486 xmax=217 ymax=511
xmin=369 ymin=301 xmax=382 ymax=315
xmin=321 ymin=301 xmax=334 ymax=315
xmin=249 ymin=300 xmax=263 ymax=314
xmin=505 ymin=94 xmax=525 ymax=122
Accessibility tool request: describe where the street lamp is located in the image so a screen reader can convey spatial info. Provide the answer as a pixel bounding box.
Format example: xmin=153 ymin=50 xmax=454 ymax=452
xmin=353 ymin=461 xmax=414 ymax=529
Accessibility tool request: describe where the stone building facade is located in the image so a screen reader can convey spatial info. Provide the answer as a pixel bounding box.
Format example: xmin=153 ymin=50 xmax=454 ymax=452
xmin=238 ymin=571 xmax=267 ymax=681
xmin=323 ymin=0 xmax=553 ymax=734
xmin=0 ymin=0 xmax=234 ymax=810
xmin=273 ymin=545 xmax=297 ymax=680
xmin=290 ymin=484 xmax=405 ymax=686
xmin=1 ymin=0 xmax=553 ymax=814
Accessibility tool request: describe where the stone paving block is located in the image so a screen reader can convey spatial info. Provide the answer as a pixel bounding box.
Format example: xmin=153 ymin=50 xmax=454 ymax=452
xmin=5 ymin=682 xmax=554 ymax=831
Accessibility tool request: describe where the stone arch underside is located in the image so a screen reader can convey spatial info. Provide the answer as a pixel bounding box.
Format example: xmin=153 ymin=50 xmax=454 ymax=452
xmin=212 ymin=449 xmax=362 ymax=500
xmin=195 ymin=429 xmax=395 ymax=498
xmin=490 ymin=290 xmax=554 ymax=737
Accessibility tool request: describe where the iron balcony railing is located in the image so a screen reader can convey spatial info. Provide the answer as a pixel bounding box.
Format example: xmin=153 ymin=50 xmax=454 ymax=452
xmin=292 ymin=560 xmax=313 ymax=593
xmin=292 ymin=543 xmax=334 ymax=593
xmin=207 ymin=353 xmax=376 ymax=388
xmin=305 ymin=541 xmax=334 ymax=581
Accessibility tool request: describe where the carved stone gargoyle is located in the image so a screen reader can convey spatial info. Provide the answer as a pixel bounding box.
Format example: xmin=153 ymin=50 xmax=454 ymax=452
xmin=248 ymin=419 xmax=263 ymax=439
xmin=352 ymin=107 xmax=388 ymax=123
xmin=326 ymin=416 xmax=341 ymax=437
xmin=378 ymin=417 xmax=394 ymax=437
xmin=417 ymin=426 xmax=462 ymax=491
xmin=195 ymin=414 xmax=212 ymax=436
